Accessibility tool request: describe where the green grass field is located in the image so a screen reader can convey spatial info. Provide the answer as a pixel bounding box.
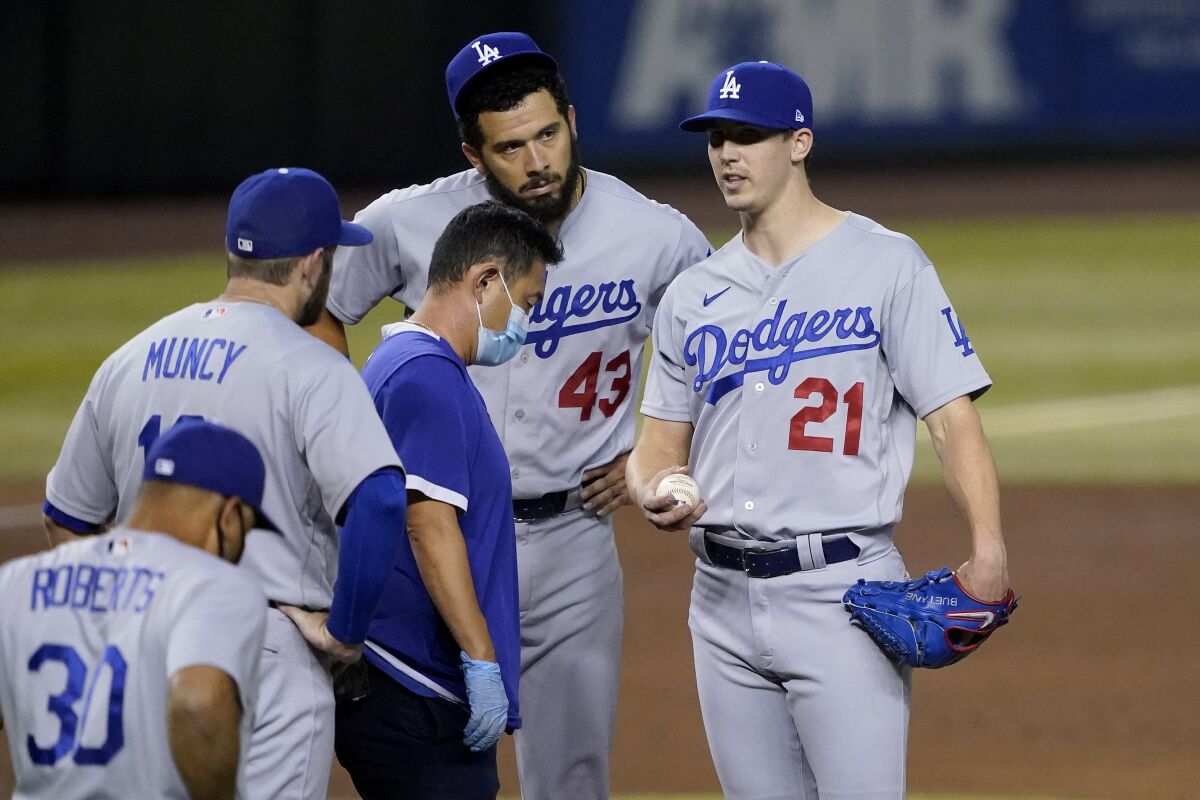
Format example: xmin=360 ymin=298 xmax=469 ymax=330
xmin=2 ymin=212 xmax=1197 ymax=483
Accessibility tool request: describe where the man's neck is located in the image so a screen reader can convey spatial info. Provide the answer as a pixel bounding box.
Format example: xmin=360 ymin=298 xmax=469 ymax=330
xmin=125 ymin=507 xmax=208 ymax=552
xmin=740 ymin=183 xmax=847 ymax=268
xmin=409 ymin=294 xmax=476 ymax=364
xmin=220 ymin=278 xmax=295 ymax=319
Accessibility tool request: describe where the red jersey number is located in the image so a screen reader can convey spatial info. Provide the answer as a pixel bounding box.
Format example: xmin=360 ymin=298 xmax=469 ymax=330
xmin=559 ymin=351 xmax=632 ymax=421
xmin=789 ymin=378 xmax=865 ymax=456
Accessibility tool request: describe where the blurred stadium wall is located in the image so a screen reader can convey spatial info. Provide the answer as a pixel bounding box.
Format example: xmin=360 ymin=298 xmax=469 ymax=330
xmin=4 ymin=0 xmax=1200 ymax=196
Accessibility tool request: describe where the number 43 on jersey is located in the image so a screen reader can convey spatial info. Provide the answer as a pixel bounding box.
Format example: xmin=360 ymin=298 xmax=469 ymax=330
xmin=558 ymin=351 xmax=632 ymax=421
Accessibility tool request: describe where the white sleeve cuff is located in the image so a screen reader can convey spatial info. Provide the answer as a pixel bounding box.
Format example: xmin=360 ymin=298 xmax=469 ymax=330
xmin=405 ymin=473 xmax=468 ymax=512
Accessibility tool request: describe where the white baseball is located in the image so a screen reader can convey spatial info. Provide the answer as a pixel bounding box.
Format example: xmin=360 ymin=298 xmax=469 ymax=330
xmin=655 ymin=473 xmax=701 ymax=508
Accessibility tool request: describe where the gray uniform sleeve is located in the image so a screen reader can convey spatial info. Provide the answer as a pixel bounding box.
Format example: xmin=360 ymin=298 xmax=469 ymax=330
xmin=884 ymin=264 xmax=992 ymax=419
xmin=327 ymin=192 xmax=405 ymax=325
xmin=166 ymin=571 xmax=267 ymax=716
xmin=45 ymin=359 xmax=117 ymax=525
xmin=640 ymin=286 xmax=693 ymax=423
xmin=291 ymin=356 xmax=403 ymax=521
xmin=646 ymin=216 xmax=711 ymax=333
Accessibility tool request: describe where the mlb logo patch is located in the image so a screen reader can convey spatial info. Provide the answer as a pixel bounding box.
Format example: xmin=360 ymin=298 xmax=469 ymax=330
xmin=154 ymin=457 xmax=176 ymax=477
xmin=202 ymin=306 xmax=228 ymax=320
xmin=108 ymin=537 xmax=133 ymax=556
xmin=237 ymin=237 xmax=253 ymax=252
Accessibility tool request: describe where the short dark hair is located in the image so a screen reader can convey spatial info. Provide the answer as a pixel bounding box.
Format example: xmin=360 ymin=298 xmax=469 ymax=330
xmin=456 ymin=65 xmax=571 ymax=152
xmin=226 ymin=253 xmax=300 ymax=285
xmin=225 ymin=248 xmax=332 ymax=285
xmin=427 ymin=202 xmax=563 ymax=291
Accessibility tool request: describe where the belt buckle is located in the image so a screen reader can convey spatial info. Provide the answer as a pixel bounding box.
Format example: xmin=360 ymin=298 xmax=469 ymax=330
xmin=739 ymin=543 xmax=773 ymax=575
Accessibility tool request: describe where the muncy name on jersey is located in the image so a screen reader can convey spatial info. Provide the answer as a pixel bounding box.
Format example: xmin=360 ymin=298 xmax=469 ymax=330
xmin=141 ymin=337 xmax=248 ymax=384
xmin=684 ymin=300 xmax=881 ymax=405
xmin=524 ymin=279 xmax=642 ymax=358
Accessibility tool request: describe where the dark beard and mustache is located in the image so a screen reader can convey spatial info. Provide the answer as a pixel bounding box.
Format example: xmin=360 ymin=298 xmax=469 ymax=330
xmin=296 ymin=249 xmax=333 ymax=327
xmin=484 ymin=136 xmax=583 ymax=226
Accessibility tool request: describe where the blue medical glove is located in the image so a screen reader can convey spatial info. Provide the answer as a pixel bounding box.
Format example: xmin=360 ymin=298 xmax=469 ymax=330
xmin=460 ymin=651 xmax=508 ymax=752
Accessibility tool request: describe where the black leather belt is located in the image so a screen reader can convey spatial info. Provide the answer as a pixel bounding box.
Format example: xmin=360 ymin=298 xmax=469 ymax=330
xmin=704 ymin=535 xmax=860 ymax=578
xmin=512 ymin=491 xmax=580 ymax=522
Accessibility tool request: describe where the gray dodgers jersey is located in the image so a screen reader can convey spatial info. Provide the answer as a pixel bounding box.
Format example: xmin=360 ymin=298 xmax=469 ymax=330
xmin=0 ymin=530 xmax=266 ymax=799
xmin=45 ymin=301 xmax=402 ymax=607
xmin=643 ymin=214 xmax=991 ymax=541
xmin=330 ymin=169 xmax=710 ymax=496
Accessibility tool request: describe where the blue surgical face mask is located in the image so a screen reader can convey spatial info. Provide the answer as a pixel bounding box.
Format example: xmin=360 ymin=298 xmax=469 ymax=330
xmin=475 ymin=272 xmax=529 ymax=367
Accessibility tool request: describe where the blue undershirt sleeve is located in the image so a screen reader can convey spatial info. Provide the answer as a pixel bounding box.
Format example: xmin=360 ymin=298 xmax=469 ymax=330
xmin=42 ymin=499 xmax=105 ymax=534
xmin=327 ymin=466 xmax=408 ymax=644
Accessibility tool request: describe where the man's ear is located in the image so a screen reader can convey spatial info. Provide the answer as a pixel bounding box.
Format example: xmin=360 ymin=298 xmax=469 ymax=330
xmin=295 ymin=248 xmax=324 ymax=288
xmin=218 ymin=495 xmax=243 ymax=533
xmin=468 ymin=261 xmax=502 ymax=300
xmin=568 ymin=105 xmax=577 ymax=137
xmin=462 ymin=142 xmax=485 ymax=174
xmin=792 ymin=130 xmax=813 ymax=164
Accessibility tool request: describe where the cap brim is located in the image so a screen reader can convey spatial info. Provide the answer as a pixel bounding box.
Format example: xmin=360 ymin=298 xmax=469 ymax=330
xmin=338 ymin=221 xmax=374 ymax=247
xmin=679 ymin=107 xmax=795 ymax=132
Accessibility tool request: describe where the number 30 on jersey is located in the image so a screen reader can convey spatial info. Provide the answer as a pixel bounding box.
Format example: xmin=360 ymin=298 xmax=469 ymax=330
xmin=27 ymin=643 xmax=127 ymax=766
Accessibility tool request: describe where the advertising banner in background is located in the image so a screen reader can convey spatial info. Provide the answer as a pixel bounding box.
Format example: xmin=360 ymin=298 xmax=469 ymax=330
xmin=563 ymin=0 xmax=1200 ymax=167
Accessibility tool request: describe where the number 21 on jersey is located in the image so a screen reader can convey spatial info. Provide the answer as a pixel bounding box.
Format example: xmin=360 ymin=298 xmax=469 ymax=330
xmin=790 ymin=377 xmax=864 ymax=456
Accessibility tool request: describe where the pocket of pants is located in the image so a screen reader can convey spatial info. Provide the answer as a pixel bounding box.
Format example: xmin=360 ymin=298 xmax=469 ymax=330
xmin=390 ymin=689 xmax=446 ymax=743
xmin=517 ymin=537 xmax=535 ymax=616
xmin=260 ymin=608 xmax=291 ymax=655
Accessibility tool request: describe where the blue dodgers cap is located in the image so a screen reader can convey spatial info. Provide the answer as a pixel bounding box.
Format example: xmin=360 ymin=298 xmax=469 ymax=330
xmin=226 ymin=167 xmax=373 ymax=259
xmin=142 ymin=419 xmax=280 ymax=532
xmin=680 ymin=61 xmax=813 ymax=133
xmin=445 ymin=31 xmax=558 ymax=116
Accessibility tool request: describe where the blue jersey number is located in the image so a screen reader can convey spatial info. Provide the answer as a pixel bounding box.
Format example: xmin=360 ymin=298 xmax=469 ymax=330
xmin=137 ymin=414 xmax=205 ymax=459
xmin=27 ymin=643 xmax=127 ymax=766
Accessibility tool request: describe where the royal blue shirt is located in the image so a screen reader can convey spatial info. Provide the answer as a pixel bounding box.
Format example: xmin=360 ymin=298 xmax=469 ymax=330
xmin=359 ymin=323 xmax=521 ymax=729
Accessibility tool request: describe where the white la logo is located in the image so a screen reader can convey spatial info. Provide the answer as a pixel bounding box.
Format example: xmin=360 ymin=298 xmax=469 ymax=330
xmin=719 ymin=70 xmax=741 ymax=100
xmin=471 ymin=41 xmax=501 ymax=65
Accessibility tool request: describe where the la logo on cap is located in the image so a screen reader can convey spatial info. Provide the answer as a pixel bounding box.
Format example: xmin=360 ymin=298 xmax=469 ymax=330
xmin=471 ymin=40 xmax=500 ymax=65
xmin=719 ymin=70 xmax=741 ymax=99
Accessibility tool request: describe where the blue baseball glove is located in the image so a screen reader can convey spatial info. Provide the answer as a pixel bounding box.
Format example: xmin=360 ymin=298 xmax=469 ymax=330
xmin=842 ymin=567 xmax=1017 ymax=669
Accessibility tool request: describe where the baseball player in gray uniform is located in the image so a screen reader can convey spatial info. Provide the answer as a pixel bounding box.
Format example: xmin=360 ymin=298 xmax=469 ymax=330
xmin=628 ymin=62 xmax=1012 ymax=799
xmin=42 ymin=168 xmax=408 ymax=800
xmin=1 ymin=421 xmax=270 ymax=799
xmin=310 ymin=32 xmax=710 ymax=799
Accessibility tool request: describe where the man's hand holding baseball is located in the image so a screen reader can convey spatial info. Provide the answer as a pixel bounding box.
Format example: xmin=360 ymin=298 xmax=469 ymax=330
xmin=639 ymin=466 xmax=707 ymax=533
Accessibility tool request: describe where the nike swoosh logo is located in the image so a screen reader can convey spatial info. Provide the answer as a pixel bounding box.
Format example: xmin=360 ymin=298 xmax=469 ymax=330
xmin=946 ymin=610 xmax=996 ymax=628
xmin=703 ymin=287 xmax=731 ymax=306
